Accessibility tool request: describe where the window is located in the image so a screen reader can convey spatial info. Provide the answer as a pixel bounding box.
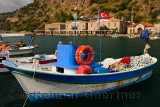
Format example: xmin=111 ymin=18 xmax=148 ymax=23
xmin=130 ymin=29 xmax=132 ymax=33
xmin=91 ymin=23 xmax=93 ymax=27
xmin=108 ymin=23 xmax=110 ymax=27
xmin=57 ymin=67 xmax=64 ymax=73
xmin=133 ymin=29 xmax=135 ymax=33
xmin=114 ymin=23 xmax=116 ymax=27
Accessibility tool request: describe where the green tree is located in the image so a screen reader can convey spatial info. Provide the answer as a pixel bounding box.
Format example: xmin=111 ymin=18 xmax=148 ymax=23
xmin=119 ymin=0 xmax=132 ymax=11
xmin=90 ymin=7 xmax=97 ymax=14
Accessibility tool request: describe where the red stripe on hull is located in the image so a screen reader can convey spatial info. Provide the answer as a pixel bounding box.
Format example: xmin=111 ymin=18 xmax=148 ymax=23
xmin=39 ymin=59 xmax=57 ymax=64
xmin=0 ymin=64 xmax=4 ymax=68
xmin=0 ymin=71 xmax=10 ymax=73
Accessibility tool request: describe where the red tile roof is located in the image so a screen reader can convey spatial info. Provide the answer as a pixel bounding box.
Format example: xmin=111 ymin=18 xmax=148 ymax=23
xmin=128 ymin=22 xmax=154 ymax=27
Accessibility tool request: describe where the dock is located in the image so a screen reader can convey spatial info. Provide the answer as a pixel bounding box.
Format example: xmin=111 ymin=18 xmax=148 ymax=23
xmin=0 ymin=42 xmax=25 ymax=47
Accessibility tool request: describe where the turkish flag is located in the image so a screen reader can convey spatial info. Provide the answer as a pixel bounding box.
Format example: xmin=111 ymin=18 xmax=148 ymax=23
xmin=100 ymin=11 xmax=110 ymax=19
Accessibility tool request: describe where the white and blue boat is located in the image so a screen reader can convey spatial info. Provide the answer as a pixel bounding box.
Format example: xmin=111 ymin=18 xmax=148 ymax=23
xmin=2 ymin=10 xmax=157 ymax=102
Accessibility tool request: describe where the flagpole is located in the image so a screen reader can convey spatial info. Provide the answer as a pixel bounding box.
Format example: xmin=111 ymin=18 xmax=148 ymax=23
xmin=98 ymin=9 xmax=101 ymax=64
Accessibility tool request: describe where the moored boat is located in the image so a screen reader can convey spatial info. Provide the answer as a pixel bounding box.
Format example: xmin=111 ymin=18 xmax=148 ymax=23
xmin=3 ymin=44 xmax=157 ymax=101
xmin=0 ymin=52 xmax=57 ymax=73
xmin=8 ymin=46 xmax=35 ymax=56
xmin=0 ymin=51 xmax=9 ymax=73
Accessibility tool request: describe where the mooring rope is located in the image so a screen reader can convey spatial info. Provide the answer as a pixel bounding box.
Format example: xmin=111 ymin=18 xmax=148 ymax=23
xmin=23 ymin=65 xmax=37 ymax=107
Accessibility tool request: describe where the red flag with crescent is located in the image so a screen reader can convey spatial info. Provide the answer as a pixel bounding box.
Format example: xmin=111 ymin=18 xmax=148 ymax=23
xmin=100 ymin=11 xmax=110 ymax=19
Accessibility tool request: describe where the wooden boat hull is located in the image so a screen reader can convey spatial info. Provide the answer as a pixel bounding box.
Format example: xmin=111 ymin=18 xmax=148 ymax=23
xmin=8 ymin=47 xmax=34 ymax=55
xmin=12 ymin=71 xmax=152 ymax=101
xmin=3 ymin=60 xmax=156 ymax=101
xmin=0 ymin=64 xmax=9 ymax=73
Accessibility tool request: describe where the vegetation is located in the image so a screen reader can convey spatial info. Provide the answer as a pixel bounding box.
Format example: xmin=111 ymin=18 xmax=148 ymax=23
xmin=0 ymin=0 xmax=160 ymax=32
xmin=149 ymin=10 xmax=160 ymax=19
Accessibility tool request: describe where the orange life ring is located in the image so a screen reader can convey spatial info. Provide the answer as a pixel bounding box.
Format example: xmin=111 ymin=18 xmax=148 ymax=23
xmin=75 ymin=45 xmax=94 ymax=65
xmin=2 ymin=45 xmax=8 ymax=51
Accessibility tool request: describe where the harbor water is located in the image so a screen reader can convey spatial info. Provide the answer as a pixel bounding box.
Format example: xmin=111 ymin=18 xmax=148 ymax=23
xmin=0 ymin=35 xmax=160 ymax=107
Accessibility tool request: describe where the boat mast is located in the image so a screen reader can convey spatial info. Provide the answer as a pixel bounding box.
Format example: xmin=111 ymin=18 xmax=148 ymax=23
xmin=98 ymin=9 xmax=102 ymax=64
xmin=73 ymin=11 xmax=78 ymax=45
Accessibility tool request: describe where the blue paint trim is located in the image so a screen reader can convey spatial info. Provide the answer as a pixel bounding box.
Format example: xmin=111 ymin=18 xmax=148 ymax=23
xmin=28 ymin=72 xmax=152 ymax=102
xmin=74 ymin=19 xmax=76 ymax=45
xmin=4 ymin=63 xmax=155 ymax=84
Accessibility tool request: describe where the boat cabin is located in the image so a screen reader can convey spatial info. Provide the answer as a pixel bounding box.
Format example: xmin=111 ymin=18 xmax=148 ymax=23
xmin=50 ymin=44 xmax=102 ymax=74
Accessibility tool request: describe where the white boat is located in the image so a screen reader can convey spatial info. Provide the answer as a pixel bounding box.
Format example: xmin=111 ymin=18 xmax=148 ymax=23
xmin=3 ymin=45 xmax=157 ymax=101
xmin=112 ymin=33 xmax=118 ymax=38
xmin=0 ymin=51 xmax=9 ymax=73
xmin=128 ymin=36 xmax=135 ymax=38
xmin=8 ymin=46 xmax=34 ymax=56
xmin=2 ymin=45 xmax=35 ymax=56
xmin=0 ymin=52 xmax=57 ymax=73
xmin=112 ymin=36 xmax=118 ymax=38
xmin=150 ymin=36 xmax=158 ymax=40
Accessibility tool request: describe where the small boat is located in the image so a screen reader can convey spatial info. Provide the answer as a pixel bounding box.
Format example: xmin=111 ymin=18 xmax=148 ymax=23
xmin=112 ymin=36 xmax=118 ymax=38
xmin=7 ymin=45 xmax=35 ymax=56
xmin=112 ymin=33 xmax=118 ymax=38
xmin=0 ymin=51 xmax=9 ymax=73
xmin=149 ymin=34 xmax=159 ymax=40
xmin=0 ymin=52 xmax=57 ymax=73
xmin=128 ymin=36 xmax=135 ymax=38
xmin=150 ymin=36 xmax=158 ymax=40
xmin=0 ymin=35 xmax=25 ymax=46
xmin=1 ymin=36 xmax=37 ymax=55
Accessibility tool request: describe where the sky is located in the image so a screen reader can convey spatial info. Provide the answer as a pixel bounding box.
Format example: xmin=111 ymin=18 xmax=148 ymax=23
xmin=0 ymin=0 xmax=34 ymax=13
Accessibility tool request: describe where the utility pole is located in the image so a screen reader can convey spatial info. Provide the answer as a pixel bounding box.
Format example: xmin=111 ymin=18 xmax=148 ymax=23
xmin=131 ymin=7 xmax=134 ymax=36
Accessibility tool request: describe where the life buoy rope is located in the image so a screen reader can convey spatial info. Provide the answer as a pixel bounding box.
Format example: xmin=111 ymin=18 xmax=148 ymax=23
xmin=75 ymin=45 xmax=94 ymax=65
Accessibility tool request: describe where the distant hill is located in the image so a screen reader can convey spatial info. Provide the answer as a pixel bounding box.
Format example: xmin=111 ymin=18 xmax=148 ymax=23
xmin=0 ymin=0 xmax=160 ymax=32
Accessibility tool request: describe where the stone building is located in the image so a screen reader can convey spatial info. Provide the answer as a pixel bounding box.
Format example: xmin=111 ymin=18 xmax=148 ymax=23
xmin=88 ymin=18 xmax=129 ymax=34
xmin=45 ymin=23 xmax=65 ymax=35
xmin=127 ymin=22 xmax=154 ymax=34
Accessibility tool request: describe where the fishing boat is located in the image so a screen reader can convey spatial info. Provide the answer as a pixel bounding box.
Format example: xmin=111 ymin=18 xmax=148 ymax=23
xmin=0 ymin=52 xmax=57 ymax=73
xmin=112 ymin=33 xmax=118 ymax=38
xmin=128 ymin=36 xmax=135 ymax=38
xmin=1 ymin=36 xmax=37 ymax=55
xmin=150 ymin=36 xmax=158 ymax=40
xmin=7 ymin=45 xmax=35 ymax=55
xmin=0 ymin=51 xmax=9 ymax=73
xmin=3 ymin=11 xmax=157 ymax=102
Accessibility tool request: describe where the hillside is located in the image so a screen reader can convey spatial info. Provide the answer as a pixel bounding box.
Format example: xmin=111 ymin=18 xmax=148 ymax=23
xmin=0 ymin=0 xmax=160 ymax=32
